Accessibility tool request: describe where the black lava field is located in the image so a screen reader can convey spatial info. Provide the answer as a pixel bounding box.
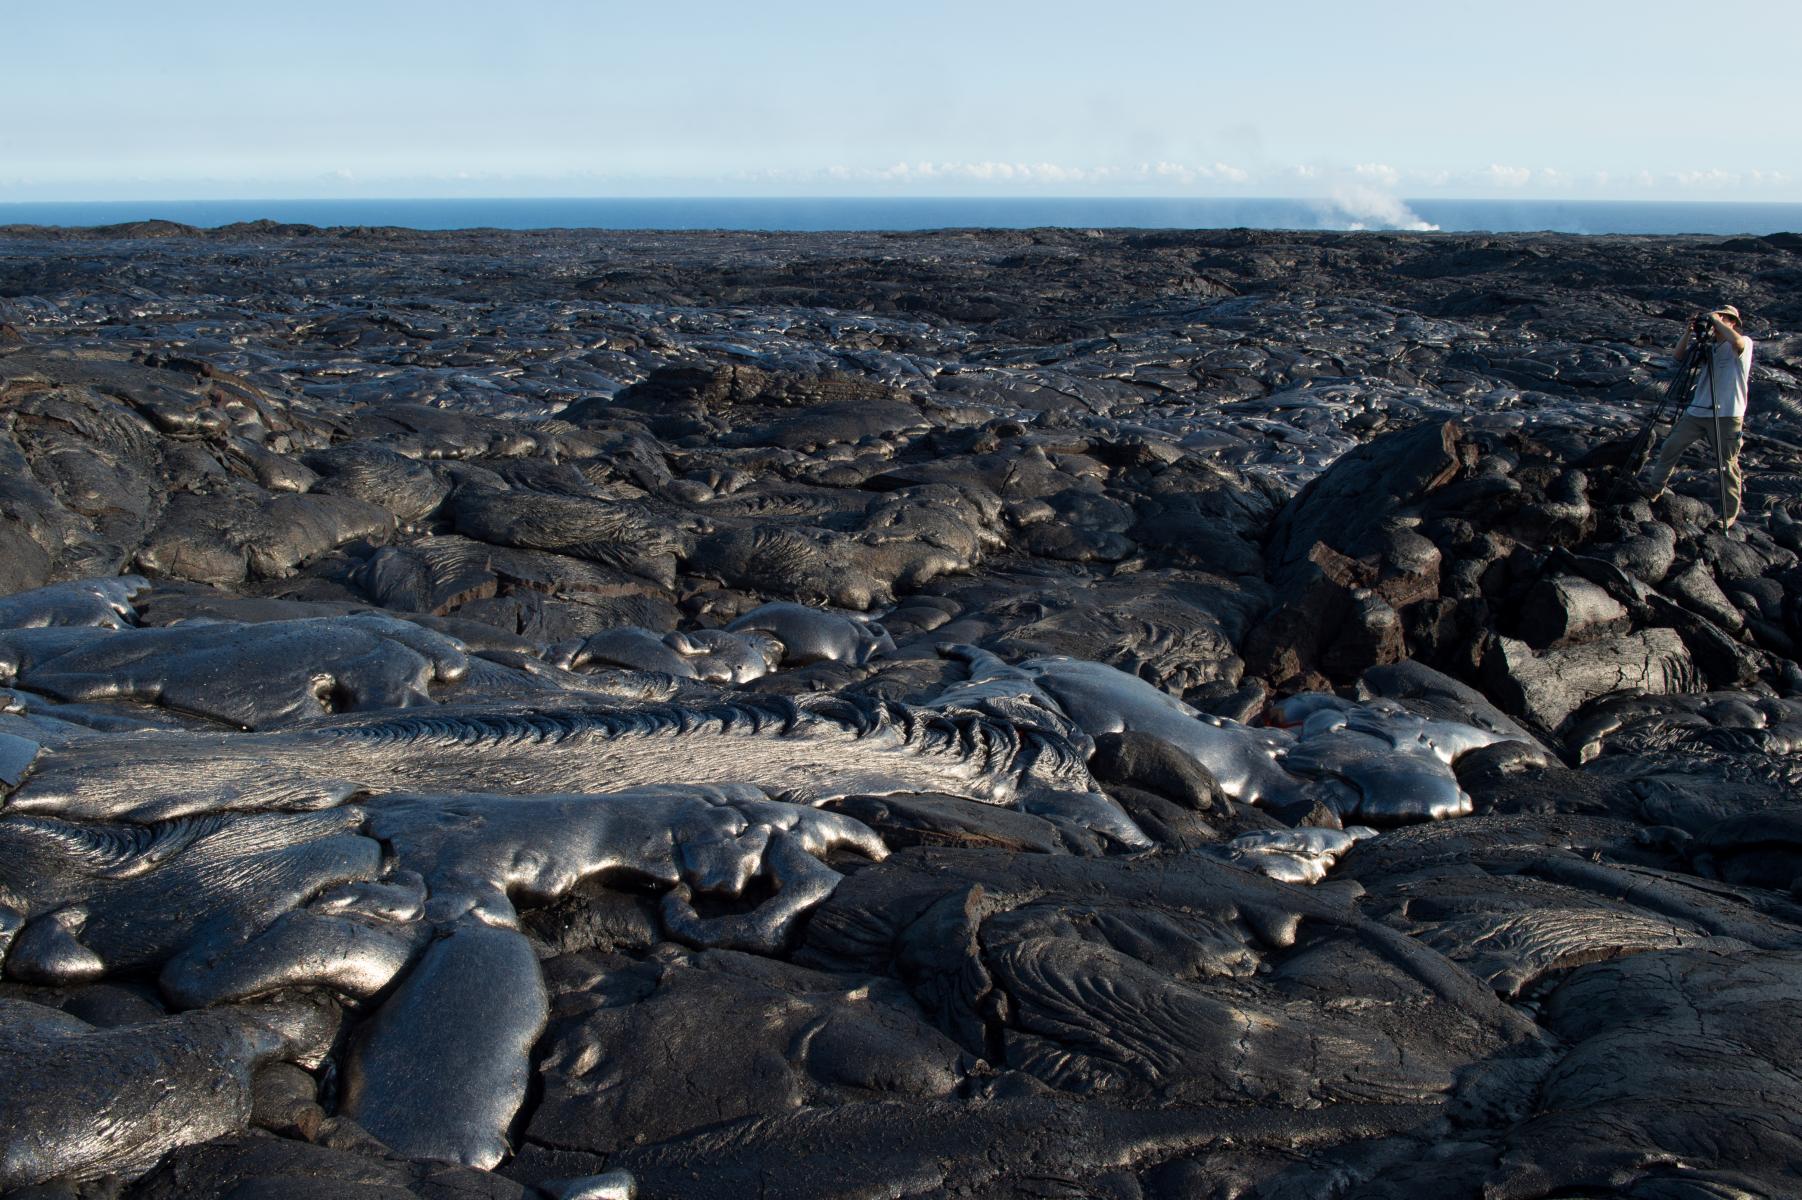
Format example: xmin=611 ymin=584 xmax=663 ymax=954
xmin=3 ymin=221 xmax=1802 ymax=1199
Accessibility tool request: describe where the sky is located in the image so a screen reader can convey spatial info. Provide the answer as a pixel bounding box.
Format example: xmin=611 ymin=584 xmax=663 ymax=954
xmin=4 ymin=0 xmax=1798 ymax=202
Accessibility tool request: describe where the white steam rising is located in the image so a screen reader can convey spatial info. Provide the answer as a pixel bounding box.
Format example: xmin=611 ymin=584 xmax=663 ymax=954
xmin=1313 ymin=185 xmax=1439 ymax=232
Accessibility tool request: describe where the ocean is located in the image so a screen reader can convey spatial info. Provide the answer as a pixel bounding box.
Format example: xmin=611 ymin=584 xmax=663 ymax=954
xmin=1 ymin=197 xmax=1799 ymax=236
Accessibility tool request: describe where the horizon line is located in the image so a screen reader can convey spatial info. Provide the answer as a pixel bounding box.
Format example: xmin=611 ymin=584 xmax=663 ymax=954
xmin=4 ymin=194 xmax=1802 ymax=207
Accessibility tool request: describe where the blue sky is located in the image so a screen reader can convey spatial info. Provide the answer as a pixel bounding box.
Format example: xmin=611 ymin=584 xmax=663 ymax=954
xmin=5 ymin=0 xmax=1797 ymax=201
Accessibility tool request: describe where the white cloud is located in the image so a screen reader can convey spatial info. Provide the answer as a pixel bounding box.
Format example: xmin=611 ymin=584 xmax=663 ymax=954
xmin=1353 ymin=162 xmax=1400 ymax=187
xmin=714 ymin=157 xmax=1790 ymax=202
xmin=1134 ymin=161 xmax=1250 ymax=185
xmin=1674 ymin=168 xmax=1740 ymax=188
xmin=823 ymin=160 xmax=1128 ymax=185
xmin=816 ymin=159 xmax=1252 ymax=188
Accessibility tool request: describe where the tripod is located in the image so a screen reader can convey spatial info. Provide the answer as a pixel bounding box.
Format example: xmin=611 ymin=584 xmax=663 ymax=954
xmin=1606 ymin=316 xmax=1722 ymax=519
xmin=1703 ymin=328 xmax=1734 ymax=532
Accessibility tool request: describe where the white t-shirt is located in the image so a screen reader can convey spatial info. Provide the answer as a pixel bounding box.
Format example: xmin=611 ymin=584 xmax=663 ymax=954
xmin=1687 ymin=335 xmax=1754 ymax=420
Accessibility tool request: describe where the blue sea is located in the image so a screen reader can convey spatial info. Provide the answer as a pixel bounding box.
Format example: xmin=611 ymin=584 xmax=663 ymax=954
xmin=1 ymin=197 xmax=1799 ymax=236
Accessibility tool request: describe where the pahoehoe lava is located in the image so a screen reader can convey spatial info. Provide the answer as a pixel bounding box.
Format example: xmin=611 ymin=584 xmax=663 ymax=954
xmin=2 ymin=221 xmax=1802 ymax=1198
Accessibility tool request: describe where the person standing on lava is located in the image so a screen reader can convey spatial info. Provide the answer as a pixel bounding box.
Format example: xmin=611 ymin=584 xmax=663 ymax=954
xmin=1643 ymin=304 xmax=1754 ymax=529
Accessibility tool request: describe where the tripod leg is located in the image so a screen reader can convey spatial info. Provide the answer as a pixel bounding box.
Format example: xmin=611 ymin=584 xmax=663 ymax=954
xmin=1699 ymin=349 xmax=1733 ymax=533
xmin=1712 ymin=418 xmax=1739 ymax=531
xmin=1607 ymin=341 xmax=1706 ymax=505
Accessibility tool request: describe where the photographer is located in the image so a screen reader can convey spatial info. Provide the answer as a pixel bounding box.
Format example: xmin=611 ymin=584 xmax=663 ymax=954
xmin=1643 ymin=304 xmax=1754 ymax=530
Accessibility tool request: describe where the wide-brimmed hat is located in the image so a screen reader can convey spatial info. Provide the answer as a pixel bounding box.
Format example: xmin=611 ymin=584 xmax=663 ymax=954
xmin=1716 ymin=304 xmax=1743 ymax=325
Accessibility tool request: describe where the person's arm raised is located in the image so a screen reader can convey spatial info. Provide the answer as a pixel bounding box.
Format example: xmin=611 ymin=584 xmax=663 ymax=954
xmin=1710 ymin=312 xmax=1749 ymax=354
xmin=1673 ymin=316 xmax=1696 ymax=359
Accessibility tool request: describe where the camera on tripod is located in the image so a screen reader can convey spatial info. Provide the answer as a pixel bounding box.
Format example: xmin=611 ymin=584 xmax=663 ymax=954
xmin=1692 ymin=313 xmax=1715 ymax=336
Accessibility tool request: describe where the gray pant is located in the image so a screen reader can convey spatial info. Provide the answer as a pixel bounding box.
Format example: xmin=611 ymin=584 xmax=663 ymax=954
xmin=1645 ymin=414 xmax=1743 ymax=523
